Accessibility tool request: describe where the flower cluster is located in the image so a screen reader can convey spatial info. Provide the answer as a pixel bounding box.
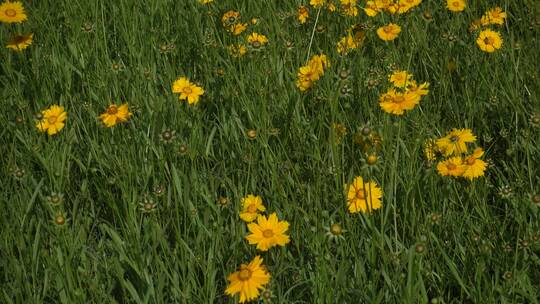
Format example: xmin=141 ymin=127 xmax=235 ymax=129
xmin=364 ymin=0 xmax=423 ymax=17
xmin=337 ymin=24 xmax=366 ymax=55
xmin=470 ymin=7 xmax=506 ymax=53
xmin=296 ymin=54 xmax=330 ymax=92
xmin=222 ymin=10 xmax=268 ymax=57
xmin=378 ymin=70 xmax=429 ymax=115
xmin=434 ymin=129 xmax=487 ymax=180
xmin=1 ymin=1 xmax=33 ymax=51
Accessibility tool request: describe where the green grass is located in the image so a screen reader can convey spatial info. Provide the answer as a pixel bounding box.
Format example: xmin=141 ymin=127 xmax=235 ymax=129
xmin=1 ymin=0 xmax=540 ymax=303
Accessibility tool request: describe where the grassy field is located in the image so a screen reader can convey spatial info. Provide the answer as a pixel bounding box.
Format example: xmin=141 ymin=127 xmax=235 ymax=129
xmin=1 ymin=0 xmax=540 ymax=303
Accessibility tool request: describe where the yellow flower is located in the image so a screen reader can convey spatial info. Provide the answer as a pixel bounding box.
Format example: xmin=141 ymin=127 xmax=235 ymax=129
xmin=389 ymin=70 xmax=413 ymax=88
xmin=246 ymin=213 xmax=290 ymax=251
xmin=436 ymin=157 xmax=466 ymax=177
xmin=363 ymin=1 xmax=380 ymax=16
xmin=424 ymin=139 xmax=437 ymax=161
xmin=310 ymin=0 xmax=326 ymax=8
xmin=228 ymin=44 xmax=247 ymax=57
xmin=231 ymin=23 xmax=248 ymax=35
xmin=481 ymin=7 xmax=506 ymax=25
xmin=340 ymin=0 xmax=358 ymax=16
xmin=6 ymin=33 xmax=33 ymax=51
xmin=336 ymin=33 xmax=359 ymax=55
xmin=436 ymin=128 xmax=476 ymax=157
xmin=398 ymin=0 xmax=422 ymax=14
xmin=99 ymin=103 xmax=132 ymax=128
xmin=379 ymin=89 xmax=419 ymax=115
xmin=376 ymin=23 xmax=401 ymax=41
xmin=247 ymin=32 xmax=268 ymax=49
xmin=0 ymin=1 xmax=27 ymax=23
xmin=346 ymin=176 xmax=382 ymax=213
xmin=198 ymin=0 xmax=213 ymax=3
xmin=476 ymin=29 xmax=503 ymax=53
xmin=36 ymin=105 xmax=67 ymax=136
xmin=296 ymin=54 xmax=330 ymax=92
xmin=462 ymin=148 xmax=487 ymax=180
xmin=298 ymin=6 xmax=309 ymax=24
xmin=327 ymin=2 xmax=337 ymax=12
xmin=447 ymin=0 xmax=466 ymax=12
xmin=172 ymin=77 xmax=205 ymax=105
xmin=222 ymin=10 xmax=240 ymax=27
xmin=225 ymin=256 xmax=271 ymax=303
xmin=239 ymin=194 xmax=265 ymax=222
xmin=406 ymin=81 xmax=430 ymax=101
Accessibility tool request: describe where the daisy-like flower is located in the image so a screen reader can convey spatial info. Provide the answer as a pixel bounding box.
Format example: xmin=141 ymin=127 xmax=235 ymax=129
xmin=476 ymin=29 xmax=503 ymax=53
xmin=398 ymin=0 xmax=422 ymax=14
xmin=376 ymin=23 xmax=401 ymax=41
xmin=296 ymin=54 xmax=330 ymax=92
xmin=436 ymin=128 xmax=476 ymax=156
xmin=462 ymin=148 xmax=487 ymax=180
xmin=198 ymin=0 xmax=213 ymax=3
xmin=298 ymin=6 xmax=309 ymax=24
xmin=406 ymin=81 xmax=430 ymax=101
xmin=481 ymin=7 xmax=506 ymax=26
xmin=436 ymin=157 xmax=465 ymax=177
xmin=99 ymin=103 xmax=132 ymax=128
xmin=0 ymin=1 xmax=27 ymax=23
xmin=337 ymin=33 xmax=360 ymax=55
xmin=225 ymin=256 xmax=271 ymax=303
xmin=232 ymin=23 xmax=248 ymax=35
xmin=172 ymin=77 xmax=205 ymax=105
xmin=310 ymin=0 xmax=326 ymax=8
xmin=246 ymin=213 xmax=290 ymax=251
xmin=341 ymin=0 xmax=359 ymax=17
xmin=6 ymin=33 xmax=33 ymax=51
xmin=239 ymin=194 xmax=266 ymax=222
xmin=424 ymin=139 xmax=437 ymax=161
xmin=228 ymin=44 xmax=247 ymax=57
xmin=363 ymin=1 xmax=379 ymax=17
xmin=346 ymin=176 xmax=382 ymax=213
xmin=379 ymin=88 xmax=419 ymax=115
xmin=247 ymin=32 xmax=268 ymax=50
xmin=446 ymin=0 xmax=466 ymax=12
xmin=36 ymin=105 xmax=67 ymax=136
xmin=389 ymin=70 xmax=413 ymax=88
xmin=222 ymin=10 xmax=240 ymax=27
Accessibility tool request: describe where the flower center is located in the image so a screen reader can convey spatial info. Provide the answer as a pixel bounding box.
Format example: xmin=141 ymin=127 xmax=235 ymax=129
xmin=465 ymin=158 xmax=475 ymax=165
xmin=263 ymin=229 xmax=274 ymax=238
xmin=356 ymin=189 xmax=365 ymax=200
xmin=252 ymin=41 xmax=261 ymax=49
xmin=452 ymin=1 xmax=460 ymax=8
xmin=238 ymin=268 xmax=252 ymax=281
xmin=450 ymin=135 xmax=459 ymax=142
xmin=183 ymin=87 xmax=193 ymax=94
xmin=162 ymin=131 xmax=172 ymax=139
xmin=228 ymin=16 xmax=236 ymax=24
xmin=47 ymin=116 xmax=58 ymax=124
xmin=107 ymin=105 xmax=118 ymax=115
xmin=447 ymin=163 xmax=457 ymax=170
xmin=5 ymin=9 xmax=17 ymax=17
xmin=330 ymin=224 xmax=342 ymax=235
xmin=247 ymin=204 xmax=258 ymax=213
xmin=383 ymin=26 xmax=393 ymax=33
xmin=484 ymin=37 xmax=494 ymax=45
xmin=393 ymin=96 xmax=405 ymax=104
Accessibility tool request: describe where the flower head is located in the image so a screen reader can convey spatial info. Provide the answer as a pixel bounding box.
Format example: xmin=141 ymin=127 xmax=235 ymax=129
xmin=379 ymin=88 xmax=419 ymax=115
xmin=298 ymin=6 xmax=309 ymax=24
xmin=376 ymin=23 xmax=401 ymax=41
xmin=447 ymin=0 xmax=466 ymax=12
xmin=6 ymin=33 xmax=33 ymax=51
xmin=436 ymin=128 xmax=476 ymax=156
xmin=346 ymin=176 xmax=382 ymax=213
xmin=481 ymin=7 xmax=506 ymax=26
xmin=172 ymin=77 xmax=205 ymax=104
xmin=225 ymin=256 xmax=271 ymax=303
xmin=389 ymin=70 xmax=413 ymax=88
xmin=476 ymin=29 xmax=503 ymax=53
xmin=246 ymin=213 xmax=290 ymax=251
xmin=436 ymin=157 xmax=466 ymax=177
xmin=0 ymin=1 xmax=27 ymax=23
xmin=239 ymin=194 xmax=266 ymax=222
xmin=247 ymin=32 xmax=268 ymax=49
xmin=36 ymin=105 xmax=67 ymax=135
xmin=462 ymin=148 xmax=487 ymax=179
xmin=99 ymin=103 xmax=132 ymax=128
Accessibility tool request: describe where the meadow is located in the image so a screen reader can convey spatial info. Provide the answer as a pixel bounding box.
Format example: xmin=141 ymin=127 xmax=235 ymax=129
xmin=1 ymin=0 xmax=540 ymax=303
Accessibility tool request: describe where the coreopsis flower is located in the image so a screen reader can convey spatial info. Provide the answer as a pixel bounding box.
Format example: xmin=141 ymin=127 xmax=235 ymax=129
xmin=225 ymin=256 xmax=271 ymax=303
xmin=247 ymin=32 xmax=268 ymax=50
xmin=6 ymin=33 xmax=33 ymax=51
xmin=424 ymin=139 xmax=437 ymax=161
xmin=436 ymin=128 xmax=476 ymax=156
xmin=476 ymin=29 xmax=503 ymax=53
xmin=171 ymin=77 xmax=205 ymax=105
xmin=99 ymin=103 xmax=132 ymax=128
xmin=389 ymin=70 xmax=413 ymax=88
xmin=337 ymin=34 xmax=360 ymax=55
xmin=231 ymin=23 xmax=248 ymax=35
xmin=245 ymin=213 xmax=290 ymax=251
xmin=346 ymin=176 xmax=382 ymax=213
xmin=222 ymin=10 xmax=240 ymax=27
xmin=239 ymin=194 xmax=266 ymax=222
xmin=296 ymin=54 xmax=330 ymax=92
xmin=340 ymin=0 xmax=358 ymax=16
xmin=36 ymin=105 xmax=67 ymax=135
xmin=310 ymin=0 xmax=326 ymax=8
xmin=0 ymin=1 xmax=27 ymax=23
xmin=198 ymin=0 xmax=213 ymax=3
xmin=228 ymin=44 xmax=247 ymax=57
xmin=398 ymin=0 xmax=422 ymax=14
xmin=298 ymin=6 xmax=309 ymax=24
xmin=363 ymin=1 xmax=379 ymax=16
xmin=447 ymin=0 xmax=466 ymax=12
xmin=462 ymin=148 xmax=487 ymax=179
xmin=436 ymin=157 xmax=466 ymax=177
xmin=376 ymin=23 xmax=401 ymax=41
xmin=481 ymin=7 xmax=506 ymax=26
xmin=379 ymin=89 xmax=419 ymax=115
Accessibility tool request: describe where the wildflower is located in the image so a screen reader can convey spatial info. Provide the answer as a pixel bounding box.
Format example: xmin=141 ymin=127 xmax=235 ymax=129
xmin=398 ymin=0 xmax=422 ymax=14
xmin=436 ymin=128 xmax=476 ymax=156
xmin=296 ymin=54 xmax=330 ymax=92
xmin=172 ymin=77 xmax=205 ymax=105
xmin=139 ymin=195 xmax=158 ymax=213
xmin=337 ymin=33 xmax=360 ymax=55
xmin=222 ymin=10 xmax=240 ymax=27
xmin=379 ymin=89 xmax=419 ymax=115
xmin=298 ymin=6 xmax=309 ymax=24
xmin=424 ymin=139 xmax=437 ymax=161
xmin=239 ymin=194 xmax=265 ymax=222
xmin=389 ymin=70 xmax=413 ymax=88
xmin=0 ymin=1 xmax=27 ymax=23
xmin=159 ymin=129 xmax=176 ymax=144
xmin=310 ymin=0 xmax=326 ymax=8
xmin=6 ymin=33 xmax=33 ymax=51
xmin=376 ymin=23 xmax=401 ymax=41
xmin=446 ymin=0 xmax=466 ymax=12
xmin=36 ymin=105 xmax=67 ymax=136
xmin=364 ymin=1 xmax=379 ymax=16
xmin=246 ymin=213 xmax=290 ymax=251
xmin=340 ymin=0 xmax=359 ymax=17
xmin=247 ymin=32 xmax=268 ymax=49
xmin=228 ymin=44 xmax=247 ymax=57
xmin=436 ymin=157 xmax=465 ymax=177
xmin=46 ymin=192 xmax=64 ymax=206
xmin=462 ymin=148 xmax=487 ymax=180
xmin=476 ymin=29 xmax=503 ymax=53
xmin=225 ymin=256 xmax=271 ymax=303
xmin=325 ymin=223 xmax=346 ymax=241
xmin=346 ymin=176 xmax=382 ymax=213
xmin=99 ymin=103 xmax=132 ymax=128
xmin=198 ymin=0 xmax=213 ymax=3
xmin=54 ymin=213 xmax=67 ymax=226
xmin=481 ymin=7 xmax=506 ymax=25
